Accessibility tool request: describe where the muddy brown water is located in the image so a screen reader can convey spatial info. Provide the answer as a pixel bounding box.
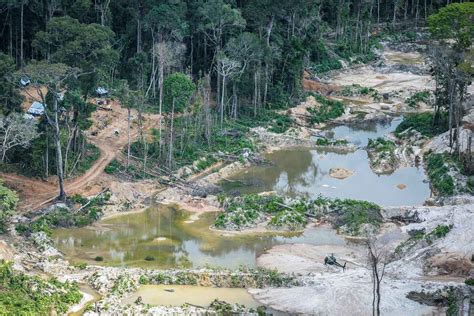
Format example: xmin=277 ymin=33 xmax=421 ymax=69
xmin=123 ymin=285 xmax=260 ymax=308
xmin=221 ymin=118 xmax=431 ymax=206
xmin=53 ymin=205 xmax=345 ymax=269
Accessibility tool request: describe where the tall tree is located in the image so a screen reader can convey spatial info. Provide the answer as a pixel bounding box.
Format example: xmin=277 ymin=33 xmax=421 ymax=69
xmin=19 ymin=62 xmax=78 ymax=201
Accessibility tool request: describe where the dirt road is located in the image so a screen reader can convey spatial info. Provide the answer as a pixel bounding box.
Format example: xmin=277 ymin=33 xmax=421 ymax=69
xmin=1 ymin=99 xmax=160 ymax=212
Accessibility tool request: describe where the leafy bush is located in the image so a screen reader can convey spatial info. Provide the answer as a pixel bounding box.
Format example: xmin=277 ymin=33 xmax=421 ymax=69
xmin=395 ymin=113 xmax=448 ymax=138
xmin=406 ymin=90 xmax=430 ymax=107
xmin=0 ymin=183 xmax=18 ymax=234
xmin=216 ymin=194 xmax=380 ymax=235
xmin=425 ymin=224 xmax=452 ymax=244
xmin=315 ymin=138 xmax=348 ymax=147
xmin=324 ymin=198 xmax=383 ymax=235
xmin=465 ymin=278 xmax=474 ymax=286
xmin=17 ymin=193 xmax=110 ymax=236
xmin=73 ymin=144 xmax=101 ymax=176
xmin=425 ymin=153 xmax=455 ymax=196
xmin=104 ymin=159 xmax=122 ymax=175
xmin=0 ymin=261 xmax=82 ymax=314
xmin=163 ymin=72 xmax=196 ymax=113
xmin=215 ymin=194 xmax=311 ymax=230
xmin=367 ymin=138 xmax=396 ymax=153
xmin=195 ymin=156 xmax=218 ymax=171
xmin=268 ymin=209 xmax=307 ymax=231
xmin=237 ymin=109 xmax=293 ymax=134
xmin=367 ymin=138 xmax=397 ymax=171
xmin=307 ymin=94 xmax=345 ymax=124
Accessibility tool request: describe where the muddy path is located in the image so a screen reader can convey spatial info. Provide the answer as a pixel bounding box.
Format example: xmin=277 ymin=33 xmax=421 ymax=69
xmin=1 ymin=99 xmax=160 ymax=212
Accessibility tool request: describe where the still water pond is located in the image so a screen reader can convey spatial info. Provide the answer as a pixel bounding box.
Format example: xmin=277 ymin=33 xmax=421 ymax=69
xmin=221 ymin=118 xmax=431 ymax=206
xmin=53 ymin=205 xmax=345 ymax=269
xmin=123 ymin=285 xmax=260 ymax=308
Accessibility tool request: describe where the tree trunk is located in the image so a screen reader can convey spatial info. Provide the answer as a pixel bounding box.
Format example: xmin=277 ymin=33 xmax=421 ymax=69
xmin=168 ymin=98 xmax=175 ymax=169
xmin=254 ymin=71 xmax=258 ymax=117
xmin=45 ymin=129 xmax=49 ymax=178
xmin=220 ymin=74 xmax=226 ymax=127
xmin=137 ymin=18 xmax=142 ymax=53
xmin=20 ymin=1 xmax=24 ymax=67
xmin=127 ymin=107 xmax=131 ymax=168
xmin=158 ymin=57 xmax=164 ymax=156
xmin=53 ymin=97 xmax=66 ymax=201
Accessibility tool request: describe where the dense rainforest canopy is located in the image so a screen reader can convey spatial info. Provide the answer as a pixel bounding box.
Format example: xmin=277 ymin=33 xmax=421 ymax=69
xmin=0 ymin=0 xmax=472 ymax=198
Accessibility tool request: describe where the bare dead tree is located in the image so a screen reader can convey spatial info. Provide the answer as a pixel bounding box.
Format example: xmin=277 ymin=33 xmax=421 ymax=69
xmin=0 ymin=113 xmax=39 ymax=162
xmin=215 ymin=54 xmax=240 ymax=127
xmin=366 ymin=236 xmax=389 ymax=316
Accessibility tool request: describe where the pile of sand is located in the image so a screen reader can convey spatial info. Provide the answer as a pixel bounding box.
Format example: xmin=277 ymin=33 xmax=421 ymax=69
xmin=329 ymin=168 xmax=354 ymax=179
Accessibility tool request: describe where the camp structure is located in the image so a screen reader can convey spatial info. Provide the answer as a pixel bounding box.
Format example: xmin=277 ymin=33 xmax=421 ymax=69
xmin=20 ymin=76 xmax=31 ymax=87
xmin=96 ymin=87 xmax=109 ymax=97
xmin=27 ymin=101 xmax=45 ymax=116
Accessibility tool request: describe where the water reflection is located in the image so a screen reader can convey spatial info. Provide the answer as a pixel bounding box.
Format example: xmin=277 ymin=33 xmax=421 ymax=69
xmin=221 ymin=118 xmax=430 ymax=206
xmin=53 ymin=205 xmax=345 ymax=269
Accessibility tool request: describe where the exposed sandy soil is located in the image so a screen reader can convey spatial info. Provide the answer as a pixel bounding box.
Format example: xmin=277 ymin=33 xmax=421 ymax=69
xmin=256 ymin=243 xmax=363 ymax=274
xmin=251 ymin=242 xmax=440 ymax=315
xmin=329 ymin=167 xmax=354 ymax=179
xmin=252 ymin=202 xmax=474 ymax=315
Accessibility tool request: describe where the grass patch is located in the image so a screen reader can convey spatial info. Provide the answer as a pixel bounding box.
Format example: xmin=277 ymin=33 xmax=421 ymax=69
xmin=0 ymin=261 xmax=81 ymax=314
xmin=425 ymin=224 xmax=452 ymax=244
xmin=395 ymin=113 xmax=448 ymax=138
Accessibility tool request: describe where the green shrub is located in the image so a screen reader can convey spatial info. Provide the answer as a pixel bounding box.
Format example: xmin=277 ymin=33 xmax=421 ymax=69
xmin=368 ymin=137 xmax=396 ymax=153
xmin=406 ymin=90 xmax=430 ymax=107
xmin=0 ymin=261 xmax=82 ymax=314
xmin=195 ymin=156 xmax=218 ymax=171
xmin=395 ymin=113 xmax=448 ymax=138
xmin=17 ymin=193 xmax=110 ymax=236
xmin=425 ymin=224 xmax=452 ymax=244
xmin=308 ymin=94 xmax=345 ymax=124
xmin=425 ymin=153 xmax=455 ymax=196
xmin=315 ymin=138 xmax=349 ymax=147
xmin=74 ymin=263 xmax=87 ymax=270
xmin=0 ymin=183 xmax=18 ymax=234
xmin=215 ymin=194 xmax=310 ymax=230
xmin=268 ymin=209 xmax=307 ymax=231
xmin=431 ymin=224 xmax=452 ymax=239
xmin=104 ymin=159 xmax=122 ymax=175
xmin=73 ymin=144 xmax=101 ymax=176
xmin=465 ymin=278 xmax=474 ymax=286
xmin=328 ymin=199 xmax=383 ymax=235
